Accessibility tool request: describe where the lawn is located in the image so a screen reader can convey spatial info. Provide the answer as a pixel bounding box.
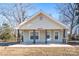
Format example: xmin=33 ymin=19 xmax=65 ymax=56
xmin=0 ymin=47 xmax=79 ymax=56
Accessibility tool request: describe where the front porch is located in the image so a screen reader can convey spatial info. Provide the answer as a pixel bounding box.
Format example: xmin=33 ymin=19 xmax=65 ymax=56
xmin=17 ymin=29 xmax=67 ymax=44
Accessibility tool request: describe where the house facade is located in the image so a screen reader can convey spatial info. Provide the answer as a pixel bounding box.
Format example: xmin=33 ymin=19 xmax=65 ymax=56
xmin=16 ymin=11 xmax=69 ymax=44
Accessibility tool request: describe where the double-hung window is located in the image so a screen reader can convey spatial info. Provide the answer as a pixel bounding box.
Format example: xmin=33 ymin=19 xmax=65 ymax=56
xmin=30 ymin=31 xmax=39 ymax=40
xmin=54 ymin=31 xmax=59 ymax=40
xmin=46 ymin=32 xmax=50 ymax=39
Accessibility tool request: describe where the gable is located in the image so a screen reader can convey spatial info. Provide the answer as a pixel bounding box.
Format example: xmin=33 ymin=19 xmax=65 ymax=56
xmin=16 ymin=11 xmax=69 ymax=30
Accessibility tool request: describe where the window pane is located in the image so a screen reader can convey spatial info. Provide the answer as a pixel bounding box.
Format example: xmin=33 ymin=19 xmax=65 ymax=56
xmin=30 ymin=32 xmax=39 ymax=40
xmin=55 ymin=32 xmax=58 ymax=40
xmin=39 ymin=16 xmax=43 ymax=20
xmin=36 ymin=36 xmax=38 ymax=39
xmin=30 ymin=36 xmax=34 ymax=39
xmin=46 ymin=32 xmax=50 ymax=39
xmin=46 ymin=35 xmax=50 ymax=39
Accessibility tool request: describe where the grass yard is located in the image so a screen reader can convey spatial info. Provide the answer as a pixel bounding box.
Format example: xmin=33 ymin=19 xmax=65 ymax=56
xmin=0 ymin=47 xmax=79 ymax=56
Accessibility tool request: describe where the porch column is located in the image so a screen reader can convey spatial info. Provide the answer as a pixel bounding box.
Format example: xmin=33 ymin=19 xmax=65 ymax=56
xmin=63 ymin=29 xmax=66 ymax=43
xmin=16 ymin=29 xmax=20 ymax=43
xmin=21 ymin=32 xmax=23 ymax=42
xmin=33 ymin=30 xmax=36 ymax=44
xmin=45 ymin=30 xmax=47 ymax=44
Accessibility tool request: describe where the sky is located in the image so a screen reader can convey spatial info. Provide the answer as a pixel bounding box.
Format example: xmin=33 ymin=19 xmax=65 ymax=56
xmin=29 ymin=3 xmax=61 ymax=19
xmin=0 ymin=3 xmax=63 ymax=26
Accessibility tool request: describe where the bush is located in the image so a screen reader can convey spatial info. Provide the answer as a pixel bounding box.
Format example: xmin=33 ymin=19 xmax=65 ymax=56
xmin=0 ymin=23 xmax=16 ymax=42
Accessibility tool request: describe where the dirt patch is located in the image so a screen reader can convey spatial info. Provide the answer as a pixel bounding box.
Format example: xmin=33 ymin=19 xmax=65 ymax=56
xmin=0 ymin=47 xmax=79 ymax=56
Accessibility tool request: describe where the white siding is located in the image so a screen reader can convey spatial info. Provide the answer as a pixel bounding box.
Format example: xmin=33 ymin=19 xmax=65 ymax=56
xmin=20 ymin=14 xmax=64 ymax=30
xmin=22 ymin=30 xmax=63 ymax=44
xmin=23 ymin=31 xmax=33 ymax=44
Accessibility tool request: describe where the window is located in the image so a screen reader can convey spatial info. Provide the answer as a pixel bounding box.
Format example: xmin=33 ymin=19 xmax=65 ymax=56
xmin=55 ymin=32 xmax=59 ymax=40
xmin=30 ymin=31 xmax=39 ymax=40
xmin=30 ymin=32 xmax=34 ymax=39
xmin=46 ymin=32 xmax=50 ymax=39
xmin=39 ymin=16 xmax=43 ymax=20
xmin=35 ymin=32 xmax=39 ymax=39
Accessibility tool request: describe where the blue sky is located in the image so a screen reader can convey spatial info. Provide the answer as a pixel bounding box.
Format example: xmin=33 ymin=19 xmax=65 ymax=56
xmin=30 ymin=3 xmax=60 ymax=19
xmin=0 ymin=3 xmax=62 ymax=26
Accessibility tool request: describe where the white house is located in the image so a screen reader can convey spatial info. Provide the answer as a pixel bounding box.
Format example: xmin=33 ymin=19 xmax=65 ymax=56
xmin=16 ymin=11 xmax=69 ymax=44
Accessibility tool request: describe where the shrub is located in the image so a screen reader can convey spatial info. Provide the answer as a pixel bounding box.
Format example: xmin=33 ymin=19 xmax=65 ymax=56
xmin=0 ymin=23 xmax=16 ymax=42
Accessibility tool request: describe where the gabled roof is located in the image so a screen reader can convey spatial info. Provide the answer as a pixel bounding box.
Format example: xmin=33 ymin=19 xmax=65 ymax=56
xmin=16 ymin=10 xmax=69 ymax=29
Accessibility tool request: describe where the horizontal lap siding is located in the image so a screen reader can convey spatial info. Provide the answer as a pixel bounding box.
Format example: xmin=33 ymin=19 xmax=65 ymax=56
xmin=37 ymin=30 xmax=45 ymax=43
xmin=22 ymin=30 xmax=64 ymax=44
xmin=23 ymin=31 xmax=33 ymax=44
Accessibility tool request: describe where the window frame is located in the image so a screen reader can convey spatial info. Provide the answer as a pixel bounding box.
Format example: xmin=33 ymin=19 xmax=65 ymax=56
xmin=46 ymin=31 xmax=51 ymax=40
xmin=29 ymin=31 xmax=40 ymax=40
xmin=39 ymin=16 xmax=43 ymax=20
xmin=54 ymin=31 xmax=60 ymax=40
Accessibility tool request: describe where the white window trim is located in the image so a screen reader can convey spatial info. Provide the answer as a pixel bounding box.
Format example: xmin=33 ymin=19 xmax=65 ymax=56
xmin=54 ymin=31 xmax=60 ymax=40
xmin=29 ymin=31 xmax=40 ymax=40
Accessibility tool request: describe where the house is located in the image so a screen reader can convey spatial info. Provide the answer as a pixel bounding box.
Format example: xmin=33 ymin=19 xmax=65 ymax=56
xmin=16 ymin=11 xmax=69 ymax=44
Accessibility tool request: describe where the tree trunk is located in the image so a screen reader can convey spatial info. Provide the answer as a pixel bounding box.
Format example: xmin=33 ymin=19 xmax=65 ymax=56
xmin=70 ymin=18 xmax=74 ymax=40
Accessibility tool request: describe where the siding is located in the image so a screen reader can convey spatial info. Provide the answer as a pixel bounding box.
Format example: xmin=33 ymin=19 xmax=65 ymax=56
xmin=22 ymin=30 xmax=64 ymax=44
xmin=20 ymin=14 xmax=65 ymax=30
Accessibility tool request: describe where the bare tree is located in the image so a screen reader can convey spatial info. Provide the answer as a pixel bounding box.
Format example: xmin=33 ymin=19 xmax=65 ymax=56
xmin=0 ymin=3 xmax=35 ymax=27
xmin=57 ymin=3 xmax=76 ymax=37
xmin=0 ymin=3 xmax=37 ymax=43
